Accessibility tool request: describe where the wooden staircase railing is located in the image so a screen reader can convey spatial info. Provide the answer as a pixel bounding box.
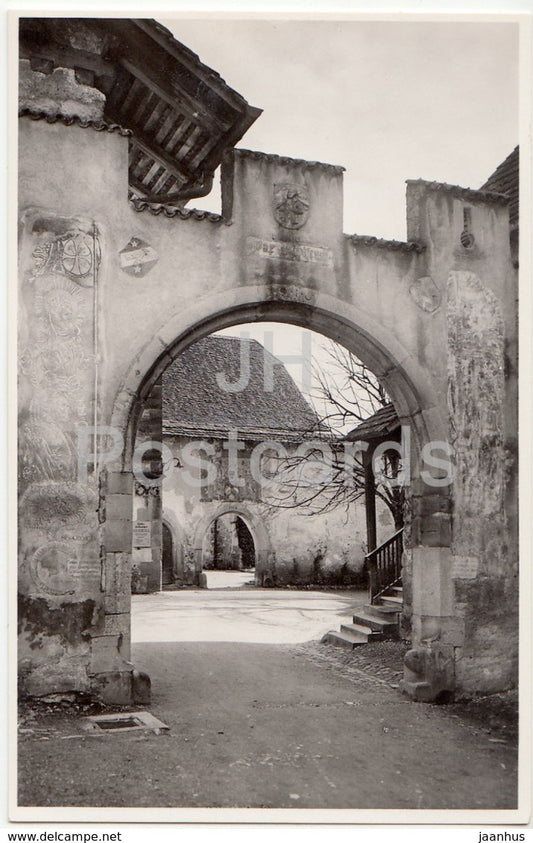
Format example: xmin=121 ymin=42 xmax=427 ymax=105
xmin=366 ymin=528 xmax=404 ymax=604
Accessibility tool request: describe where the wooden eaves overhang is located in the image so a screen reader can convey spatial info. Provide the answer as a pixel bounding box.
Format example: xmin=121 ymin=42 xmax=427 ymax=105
xmin=19 ymin=17 xmax=262 ymax=204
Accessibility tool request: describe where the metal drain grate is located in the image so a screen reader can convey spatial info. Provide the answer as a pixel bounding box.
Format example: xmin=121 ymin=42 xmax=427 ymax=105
xmin=82 ymin=711 xmax=169 ymax=734
xmin=95 ymin=716 xmax=143 ymax=730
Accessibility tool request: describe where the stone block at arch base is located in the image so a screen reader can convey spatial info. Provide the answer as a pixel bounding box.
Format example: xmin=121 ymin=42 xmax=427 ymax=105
xmin=400 ymin=645 xmax=455 ymax=704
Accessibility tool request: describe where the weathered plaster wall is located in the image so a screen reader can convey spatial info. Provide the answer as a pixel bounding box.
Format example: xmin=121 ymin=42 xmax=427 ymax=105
xmin=18 ymin=118 xmax=134 ymax=701
xmin=401 ymin=183 xmax=518 ymax=698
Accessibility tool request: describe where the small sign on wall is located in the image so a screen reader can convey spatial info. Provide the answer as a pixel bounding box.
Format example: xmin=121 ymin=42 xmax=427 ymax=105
xmin=452 ymin=556 xmax=479 ymax=579
xmin=133 ymin=520 xmax=152 ymax=548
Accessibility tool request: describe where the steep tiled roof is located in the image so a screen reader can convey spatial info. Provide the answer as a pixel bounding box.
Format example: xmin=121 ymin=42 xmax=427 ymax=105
xmin=19 ymin=18 xmax=261 ymax=205
xmin=162 ymin=336 xmax=320 ymax=439
xmin=129 ymin=196 xmax=223 ymax=222
xmin=345 ymin=403 xmax=400 ymax=442
xmin=481 ymin=146 xmax=519 ymax=228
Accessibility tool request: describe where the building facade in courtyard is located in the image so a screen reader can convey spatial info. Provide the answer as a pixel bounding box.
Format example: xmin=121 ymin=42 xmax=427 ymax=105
xmin=135 ymin=334 xmax=390 ymax=591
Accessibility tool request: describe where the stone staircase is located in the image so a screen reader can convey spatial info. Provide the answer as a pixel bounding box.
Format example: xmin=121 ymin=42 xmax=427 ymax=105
xmin=323 ymin=585 xmax=403 ymax=649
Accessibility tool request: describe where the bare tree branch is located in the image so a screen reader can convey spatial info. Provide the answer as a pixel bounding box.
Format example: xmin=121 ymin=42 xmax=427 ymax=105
xmin=260 ymin=338 xmax=403 ymax=526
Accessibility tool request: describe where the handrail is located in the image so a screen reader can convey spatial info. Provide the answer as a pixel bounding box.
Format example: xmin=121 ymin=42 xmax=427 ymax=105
xmin=365 ymin=528 xmax=404 ymax=604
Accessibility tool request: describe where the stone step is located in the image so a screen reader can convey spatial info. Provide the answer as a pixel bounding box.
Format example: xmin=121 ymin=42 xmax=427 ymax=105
xmin=340 ymin=622 xmax=380 ymax=642
xmin=352 ymin=611 xmax=399 ymax=635
xmin=389 ymin=586 xmax=403 ymax=596
xmin=322 ymin=630 xmax=369 ymax=649
xmin=364 ymin=602 xmax=400 ymax=618
xmin=379 ymin=594 xmax=403 ymax=607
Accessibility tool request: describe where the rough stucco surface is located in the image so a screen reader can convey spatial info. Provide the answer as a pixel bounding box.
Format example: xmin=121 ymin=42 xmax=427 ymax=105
xmin=19 ymin=60 xmax=106 ymax=121
xmin=18 ymin=107 xmax=518 ymax=702
xmin=448 ymin=271 xmax=517 ymax=693
xmin=18 ymin=206 xmax=103 ymax=696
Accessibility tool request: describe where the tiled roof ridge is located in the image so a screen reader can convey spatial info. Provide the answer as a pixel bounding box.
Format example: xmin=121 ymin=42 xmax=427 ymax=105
xmin=481 ymin=147 xmax=519 ymax=229
xmin=162 ymin=424 xmax=324 ymax=439
xmin=129 ymin=196 xmax=224 ymax=223
xmin=233 ymin=148 xmax=345 ymax=175
xmin=407 ymin=178 xmax=509 ymax=205
xmin=19 ymin=107 xmax=131 ymax=136
xmin=346 ymin=234 xmax=425 ymax=254
xmin=481 ymin=146 xmax=519 ymax=188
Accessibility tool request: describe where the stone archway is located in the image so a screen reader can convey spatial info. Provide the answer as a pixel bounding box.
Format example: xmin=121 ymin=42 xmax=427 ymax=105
xmin=19 ymin=109 xmax=516 ymax=706
xmin=192 ymin=502 xmax=271 ymax=585
xmin=103 ymin=292 xmax=453 ymax=702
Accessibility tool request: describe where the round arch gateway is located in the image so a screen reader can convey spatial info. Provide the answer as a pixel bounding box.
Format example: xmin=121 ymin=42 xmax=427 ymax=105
xmin=113 ymin=293 xmax=442 ymax=460
xmin=104 ymin=294 xmax=455 ymax=704
xmin=19 ymin=122 xmax=517 ymax=708
xmin=194 ymin=504 xmax=267 ymax=581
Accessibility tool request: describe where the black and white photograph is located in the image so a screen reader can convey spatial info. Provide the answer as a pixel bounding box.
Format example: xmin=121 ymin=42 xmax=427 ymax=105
xmin=9 ymin=7 xmax=530 ymax=827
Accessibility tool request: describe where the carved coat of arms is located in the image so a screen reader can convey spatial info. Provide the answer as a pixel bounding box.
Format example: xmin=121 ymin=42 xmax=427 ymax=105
xmin=273 ymin=183 xmax=310 ymax=230
xmin=32 ymin=230 xmax=99 ymax=287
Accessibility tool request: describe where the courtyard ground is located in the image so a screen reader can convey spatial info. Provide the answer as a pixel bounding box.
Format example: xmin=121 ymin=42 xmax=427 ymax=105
xmin=204 ymin=569 xmax=255 ymax=589
xmin=18 ymin=588 xmax=518 ymax=811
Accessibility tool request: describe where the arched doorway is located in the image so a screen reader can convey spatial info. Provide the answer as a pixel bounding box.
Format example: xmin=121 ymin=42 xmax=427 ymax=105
xmin=203 ymin=514 xmax=255 ymax=571
xmin=204 ymin=512 xmax=255 ymax=571
xmin=201 ymin=511 xmax=257 ymax=589
xmin=162 ymin=522 xmax=174 ymax=585
xmin=192 ymin=502 xmax=270 ymax=586
xmin=107 ymin=295 xmax=452 ymax=701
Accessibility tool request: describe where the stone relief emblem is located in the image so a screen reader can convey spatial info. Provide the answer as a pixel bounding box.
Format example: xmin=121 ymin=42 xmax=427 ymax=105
xmin=32 ymin=230 xmax=99 ymax=287
xmin=273 ymin=183 xmax=310 ymax=229
xmin=409 ymin=276 xmax=441 ymax=313
xmin=120 ymin=237 xmax=159 ymax=277
xmin=29 ymin=541 xmax=77 ymax=596
xmin=19 ymin=481 xmax=96 ymax=536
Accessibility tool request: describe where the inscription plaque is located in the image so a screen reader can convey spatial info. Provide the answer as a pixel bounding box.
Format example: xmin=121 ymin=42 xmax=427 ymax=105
xmin=246 ymin=236 xmax=333 ymax=267
xmin=133 ymin=520 xmax=152 ymax=548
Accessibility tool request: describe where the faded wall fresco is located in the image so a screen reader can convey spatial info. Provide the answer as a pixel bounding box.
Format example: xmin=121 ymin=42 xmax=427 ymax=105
xmin=18 ymin=212 xmax=102 ymax=694
xmin=447 ymin=270 xmax=506 ymax=580
xmin=447 ymin=270 xmax=517 ymax=693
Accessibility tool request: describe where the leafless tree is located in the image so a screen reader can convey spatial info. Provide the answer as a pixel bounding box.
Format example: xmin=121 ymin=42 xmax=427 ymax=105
xmin=261 ymin=340 xmax=405 ymax=528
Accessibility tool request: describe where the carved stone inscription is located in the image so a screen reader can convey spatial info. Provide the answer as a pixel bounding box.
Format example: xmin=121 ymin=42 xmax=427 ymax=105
xmin=451 ymin=556 xmax=479 ymax=580
xmin=246 ymin=236 xmax=333 ymax=267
